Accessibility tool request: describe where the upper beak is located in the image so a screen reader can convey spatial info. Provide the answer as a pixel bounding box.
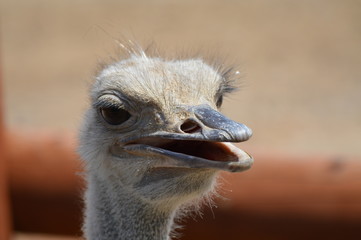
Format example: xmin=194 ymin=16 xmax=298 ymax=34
xmin=190 ymin=104 xmax=252 ymax=142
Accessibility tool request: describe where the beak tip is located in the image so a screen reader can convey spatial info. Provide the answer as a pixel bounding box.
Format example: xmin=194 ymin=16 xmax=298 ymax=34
xmin=245 ymin=126 xmax=253 ymax=139
xmin=235 ymin=124 xmax=253 ymax=142
xmin=228 ymin=158 xmax=253 ymax=172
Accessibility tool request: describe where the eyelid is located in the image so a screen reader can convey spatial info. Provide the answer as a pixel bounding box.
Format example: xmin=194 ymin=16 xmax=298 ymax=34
xmin=94 ymin=94 xmax=126 ymax=109
xmin=94 ymin=100 xmax=123 ymax=109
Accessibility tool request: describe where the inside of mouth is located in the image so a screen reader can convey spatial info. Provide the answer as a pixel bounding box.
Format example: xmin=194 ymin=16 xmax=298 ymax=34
xmin=159 ymin=140 xmax=239 ymax=162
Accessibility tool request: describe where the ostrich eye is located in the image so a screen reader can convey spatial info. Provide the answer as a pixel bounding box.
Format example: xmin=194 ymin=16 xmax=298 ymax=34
xmin=216 ymin=95 xmax=223 ymax=108
xmin=100 ymin=107 xmax=131 ymax=125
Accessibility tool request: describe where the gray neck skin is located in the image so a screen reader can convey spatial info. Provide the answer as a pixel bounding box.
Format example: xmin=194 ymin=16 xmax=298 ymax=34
xmin=83 ymin=175 xmax=176 ymax=240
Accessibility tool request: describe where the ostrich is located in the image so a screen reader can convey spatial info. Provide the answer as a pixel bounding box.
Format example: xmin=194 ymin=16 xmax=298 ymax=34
xmin=79 ymin=50 xmax=253 ymax=240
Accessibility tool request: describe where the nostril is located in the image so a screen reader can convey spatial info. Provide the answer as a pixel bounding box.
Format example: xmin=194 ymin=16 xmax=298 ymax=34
xmin=180 ymin=120 xmax=202 ymax=134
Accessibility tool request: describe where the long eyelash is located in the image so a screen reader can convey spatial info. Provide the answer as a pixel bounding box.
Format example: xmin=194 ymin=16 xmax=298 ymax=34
xmin=214 ymin=67 xmax=239 ymax=107
xmin=220 ymin=67 xmax=239 ymax=94
xmin=93 ymin=100 xmax=122 ymax=109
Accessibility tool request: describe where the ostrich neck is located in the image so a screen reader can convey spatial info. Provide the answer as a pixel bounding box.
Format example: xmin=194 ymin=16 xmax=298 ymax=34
xmin=83 ymin=174 xmax=176 ymax=240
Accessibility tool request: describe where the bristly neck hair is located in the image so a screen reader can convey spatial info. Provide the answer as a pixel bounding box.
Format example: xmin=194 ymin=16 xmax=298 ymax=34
xmin=83 ymin=169 xmax=220 ymax=240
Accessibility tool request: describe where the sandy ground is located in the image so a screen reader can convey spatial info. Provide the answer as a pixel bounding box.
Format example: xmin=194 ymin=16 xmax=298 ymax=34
xmin=1 ymin=0 xmax=361 ymax=155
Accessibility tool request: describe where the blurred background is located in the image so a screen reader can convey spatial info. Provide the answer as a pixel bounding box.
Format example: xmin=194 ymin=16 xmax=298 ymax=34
xmin=1 ymin=0 xmax=361 ymax=239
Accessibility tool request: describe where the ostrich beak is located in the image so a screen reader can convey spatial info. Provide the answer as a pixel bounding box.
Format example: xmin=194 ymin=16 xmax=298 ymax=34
xmin=190 ymin=104 xmax=252 ymax=142
xmin=119 ymin=105 xmax=253 ymax=172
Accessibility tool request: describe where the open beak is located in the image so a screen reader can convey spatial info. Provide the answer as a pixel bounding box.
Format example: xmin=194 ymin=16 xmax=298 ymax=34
xmin=119 ymin=105 xmax=253 ymax=173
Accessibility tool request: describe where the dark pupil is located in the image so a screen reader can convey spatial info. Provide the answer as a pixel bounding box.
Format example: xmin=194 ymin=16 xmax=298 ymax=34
xmin=216 ymin=95 xmax=223 ymax=108
xmin=100 ymin=107 xmax=131 ymax=125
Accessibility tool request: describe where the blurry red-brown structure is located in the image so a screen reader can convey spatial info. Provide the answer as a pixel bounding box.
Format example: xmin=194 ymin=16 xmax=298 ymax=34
xmin=0 ymin=51 xmax=12 ymax=240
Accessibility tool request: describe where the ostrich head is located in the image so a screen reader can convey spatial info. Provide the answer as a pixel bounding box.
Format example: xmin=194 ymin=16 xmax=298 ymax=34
xmin=79 ymin=53 xmax=253 ymax=211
